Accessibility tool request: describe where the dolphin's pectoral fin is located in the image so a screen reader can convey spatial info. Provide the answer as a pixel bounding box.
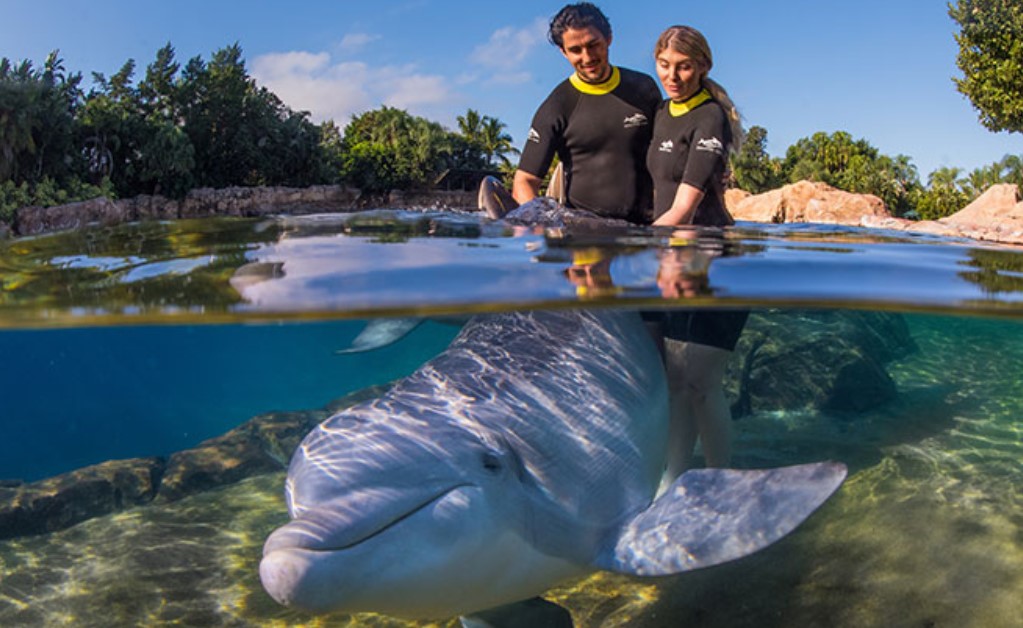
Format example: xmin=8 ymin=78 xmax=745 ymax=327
xmin=459 ymin=597 xmax=573 ymax=628
xmin=335 ymin=318 xmax=422 ymax=354
xmin=596 ymin=461 xmax=847 ymax=576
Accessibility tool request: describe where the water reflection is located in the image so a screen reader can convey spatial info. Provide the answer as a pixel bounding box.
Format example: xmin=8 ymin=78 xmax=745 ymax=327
xmin=4 ymin=211 xmax=1023 ymax=327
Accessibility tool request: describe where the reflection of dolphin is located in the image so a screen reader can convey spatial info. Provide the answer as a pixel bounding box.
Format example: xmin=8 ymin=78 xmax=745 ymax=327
xmin=260 ymin=309 xmax=846 ymax=619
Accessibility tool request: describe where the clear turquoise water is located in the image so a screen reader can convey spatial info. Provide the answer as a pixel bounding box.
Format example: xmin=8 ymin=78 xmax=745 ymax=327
xmin=1 ymin=211 xmax=1022 ymax=626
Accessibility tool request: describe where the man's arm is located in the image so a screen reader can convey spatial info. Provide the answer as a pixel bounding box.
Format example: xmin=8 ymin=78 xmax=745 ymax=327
xmin=512 ymin=170 xmax=543 ymax=204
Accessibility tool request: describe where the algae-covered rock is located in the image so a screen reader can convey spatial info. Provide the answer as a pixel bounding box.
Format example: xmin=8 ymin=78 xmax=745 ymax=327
xmin=0 ymin=457 xmax=165 ymax=539
xmin=726 ymin=310 xmax=917 ymax=417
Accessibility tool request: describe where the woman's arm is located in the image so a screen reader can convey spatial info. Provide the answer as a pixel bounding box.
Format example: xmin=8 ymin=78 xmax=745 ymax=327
xmin=652 ymin=183 xmax=705 ymax=226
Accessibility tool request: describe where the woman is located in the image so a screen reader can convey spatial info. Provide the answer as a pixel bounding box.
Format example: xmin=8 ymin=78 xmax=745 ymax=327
xmin=645 ymin=25 xmax=749 ymax=487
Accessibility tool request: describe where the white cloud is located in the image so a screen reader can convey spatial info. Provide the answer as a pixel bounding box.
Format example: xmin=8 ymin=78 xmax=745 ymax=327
xmin=338 ymin=33 xmax=380 ymax=53
xmin=251 ymin=51 xmax=330 ymax=79
xmin=471 ymin=18 xmax=547 ymax=71
xmin=251 ymin=51 xmax=455 ymax=126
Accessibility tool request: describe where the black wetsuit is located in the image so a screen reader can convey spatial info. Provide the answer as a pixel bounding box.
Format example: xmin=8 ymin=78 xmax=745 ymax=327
xmin=646 ymin=89 xmax=734 ymax=227
xmin=518 ymin=66 xmax=661 ymax=221
xmin=645 ymin=90 xmax=747 ymax=351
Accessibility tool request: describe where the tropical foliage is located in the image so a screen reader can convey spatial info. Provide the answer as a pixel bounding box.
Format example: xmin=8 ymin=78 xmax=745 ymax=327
xmin=729 ymin=127 xmax=1021 ymax=220
xmin=1 ymin=46 xmax=517 ymax=222
xmin=949 ymin=0 xmax=1023 ymax=133
xmin=2 ymin=36 xmax=1021 ymax=226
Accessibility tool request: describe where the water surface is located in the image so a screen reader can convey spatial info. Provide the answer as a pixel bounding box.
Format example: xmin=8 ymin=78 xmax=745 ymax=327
xmin=1 ymin=211 xmax=1022 ymax=627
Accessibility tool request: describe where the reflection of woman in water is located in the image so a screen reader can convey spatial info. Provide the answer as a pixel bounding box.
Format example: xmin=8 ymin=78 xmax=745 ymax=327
xmin=644 ymin=25 xmax=749 ymax=485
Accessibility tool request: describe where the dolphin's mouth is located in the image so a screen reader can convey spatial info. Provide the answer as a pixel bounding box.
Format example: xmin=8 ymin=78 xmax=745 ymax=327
xmin=264 ymin=483 xmax=475 ymax=555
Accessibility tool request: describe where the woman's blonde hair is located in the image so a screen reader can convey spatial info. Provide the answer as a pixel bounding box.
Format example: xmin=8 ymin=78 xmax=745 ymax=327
xmin=654 ymin=25 xmax=744 ymax=151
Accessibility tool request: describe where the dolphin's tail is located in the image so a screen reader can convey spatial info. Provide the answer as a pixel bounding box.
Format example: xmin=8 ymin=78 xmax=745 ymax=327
xmin=596 ymin=461 xmax=847 ymax=576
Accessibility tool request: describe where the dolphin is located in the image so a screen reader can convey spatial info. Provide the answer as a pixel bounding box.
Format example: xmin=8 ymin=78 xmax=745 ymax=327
xmin=334 ymin=318 xmax=423 ymax=354
xmin=259 ymin=308 xmax=846 ymax=619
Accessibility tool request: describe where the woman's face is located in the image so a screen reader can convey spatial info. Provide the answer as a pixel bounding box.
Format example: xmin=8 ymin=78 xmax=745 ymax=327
xmin=655 ymin=48 xmax=706 ymax=102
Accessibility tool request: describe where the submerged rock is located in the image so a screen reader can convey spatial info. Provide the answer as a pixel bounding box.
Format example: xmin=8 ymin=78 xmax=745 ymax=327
xmin=0 ymin=385 xmax=393 ymax=538
xmin=155 ymin=410 xmax=325 ymax=503
xmin=726 ymin=310 xmax=917 ymax=418
xmin=0 ymin=457 xmax=165 ymax=540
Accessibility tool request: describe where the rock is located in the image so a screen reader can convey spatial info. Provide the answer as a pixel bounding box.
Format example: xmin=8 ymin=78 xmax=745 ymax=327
xmin=0 ymin=385 xmax=395 ymax=538
xmin=15 ymin=196 xmax=133 ymax=236
xmin=728 ymin=181 xmax=891 ymax=224
xmin=861 ymin=184 xmax=1023 ymax=245
xmin=155 ymin=409 xmax=326 ymax=503
xmin=725 ymin=310 xmax=917 ymax=418
xmin=0 ymin=457 xmax=165 ymax=539
xmin=943 ymin=184 xmax=1023 ymax=227
xmin=155 ymin=384 xmax=392 ymax=503
xmin=724 ymin=188 xmax=751 ymax=211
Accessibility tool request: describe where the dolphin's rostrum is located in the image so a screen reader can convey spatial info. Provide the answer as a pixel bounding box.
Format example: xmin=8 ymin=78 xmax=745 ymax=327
xmin=260 ymin=309 xmax=846 ymax=619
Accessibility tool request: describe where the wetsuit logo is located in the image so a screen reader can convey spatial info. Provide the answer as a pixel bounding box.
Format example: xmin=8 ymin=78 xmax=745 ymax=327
xmin=696 ymin=137 xmax=725 ymax=155
xmin=527 ymin=128 xmax=541 ymax=143
xmin=659 ymin=140 xmax=674 ymax=153
xmin=623 ymin=113 xmax=648 ymax=128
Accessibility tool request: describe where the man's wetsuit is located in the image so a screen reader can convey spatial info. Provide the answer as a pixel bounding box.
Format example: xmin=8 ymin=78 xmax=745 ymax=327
xmin=646 ymin=89 xmax=734 ymax=227
xmin=518 ymin=66 xmax=661 ymax=221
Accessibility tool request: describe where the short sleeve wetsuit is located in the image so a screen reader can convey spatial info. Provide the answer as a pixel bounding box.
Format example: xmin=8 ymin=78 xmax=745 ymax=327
xmin=646 ymin=89 xmax=734 ymax=227
xmin=518 ymin=66 xmax=661 ymax=222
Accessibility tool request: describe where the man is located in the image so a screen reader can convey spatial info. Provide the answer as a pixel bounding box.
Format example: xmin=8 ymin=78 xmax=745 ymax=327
xmin=481 ymin=3 xmax=661 ymax=222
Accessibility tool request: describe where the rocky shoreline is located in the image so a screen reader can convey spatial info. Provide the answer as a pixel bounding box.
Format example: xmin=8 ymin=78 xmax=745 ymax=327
xmin=2 ymin=180 xmax=1022 ymax=246
xmin=3 ymin=185 xmax=478 ymax=238
xmin=726 ymin=180 xmax=1023 ymax=246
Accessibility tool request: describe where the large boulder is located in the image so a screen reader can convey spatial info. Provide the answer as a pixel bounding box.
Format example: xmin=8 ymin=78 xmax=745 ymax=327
xmin=727 ymin=181 xmax=890 ymax=225
xmin=943 ymin=183 xmax=1023 ymax=227
xmin=861 ymin=184 xmax=1023 ymax=245
xmin=725 ymin=310 xmax=918 ymax=418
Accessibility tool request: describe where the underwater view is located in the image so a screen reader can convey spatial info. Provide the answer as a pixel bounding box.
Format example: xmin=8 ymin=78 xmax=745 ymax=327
xmin=1 ymin=210 xmax=1023 ymax=627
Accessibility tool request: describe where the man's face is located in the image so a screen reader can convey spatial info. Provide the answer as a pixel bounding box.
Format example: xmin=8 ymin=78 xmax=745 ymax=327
xmin=560 ymin=26 xmax=612 ymax=83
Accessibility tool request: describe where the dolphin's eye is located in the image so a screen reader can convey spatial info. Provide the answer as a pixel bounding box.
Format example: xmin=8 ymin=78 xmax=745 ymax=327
xmin=481 ymin=451 xmax=503 ymax=473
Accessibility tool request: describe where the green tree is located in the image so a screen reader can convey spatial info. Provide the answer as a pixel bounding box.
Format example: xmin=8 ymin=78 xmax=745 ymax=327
xmin=916 ymin=167 xmax=971 ymax=220
xmin=341 ymin=106 xmax=457 ymax=191
xmin=780 ymin=131 xmax=922 ymax=217
xmin=729 ymin=125 xmax=783 ymax=193
xmin=0 ymin=52 xmax=82 ymax=184
xmin=479 ymin=116 xmax=517 ymax=167
xmin=949 ymin=0 xmax=1023 ymax=133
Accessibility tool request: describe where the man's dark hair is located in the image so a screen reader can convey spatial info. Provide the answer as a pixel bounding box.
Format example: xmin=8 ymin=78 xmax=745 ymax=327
xmin=548 ymin=3 xmax=612 ymax=48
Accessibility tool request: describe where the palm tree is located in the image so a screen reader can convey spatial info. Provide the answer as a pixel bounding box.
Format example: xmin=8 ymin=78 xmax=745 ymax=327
xmin=479 ymin=115 xmax=518 ymax=167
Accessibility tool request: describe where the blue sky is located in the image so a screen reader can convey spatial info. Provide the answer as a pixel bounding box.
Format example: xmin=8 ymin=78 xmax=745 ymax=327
xmin=1 ymin=0 xmax=1018 ymax=179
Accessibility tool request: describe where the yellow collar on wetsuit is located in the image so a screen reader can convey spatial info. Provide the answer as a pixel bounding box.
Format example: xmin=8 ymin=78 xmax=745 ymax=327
xmin=570 ymin=66 xmax=621 ymax=95
xmin=669 ymin=88 xmax=711 ymax=117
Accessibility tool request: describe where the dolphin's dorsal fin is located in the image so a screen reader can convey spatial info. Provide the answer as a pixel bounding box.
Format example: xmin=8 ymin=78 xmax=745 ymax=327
xmin=596 ymin=462 xmax=847 ymax=576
